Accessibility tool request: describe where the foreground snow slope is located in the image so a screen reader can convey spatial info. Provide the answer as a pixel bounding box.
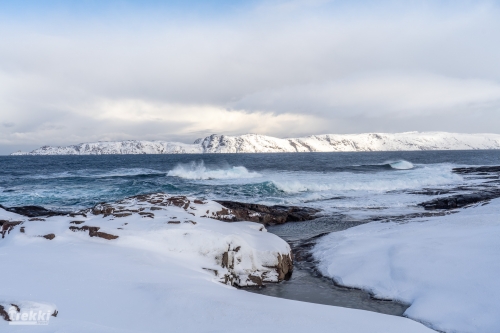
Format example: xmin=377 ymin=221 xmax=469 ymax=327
xmin=11 ymin=131 xmax=500 ymax=155
xmin=0 ymin=194 xmax=433 ymax=332
xmin=313 ymin=199 xmax=500 ymax=333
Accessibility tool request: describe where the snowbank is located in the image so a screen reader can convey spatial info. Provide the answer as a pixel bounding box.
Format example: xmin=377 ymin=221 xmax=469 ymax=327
xmin=313 ymin=199 xmax=500 ymax=333
xmin=0 ymin=194 xmax=433 ymax=332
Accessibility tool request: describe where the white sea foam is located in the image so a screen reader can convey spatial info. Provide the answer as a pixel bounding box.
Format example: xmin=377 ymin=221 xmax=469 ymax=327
xmin=272 ymin=165 xmax=459 ymax=194
xmin=167 ymin=161 xmax=261 ymax=180
xmin=387 ymin=160 xmax=414 ymax=170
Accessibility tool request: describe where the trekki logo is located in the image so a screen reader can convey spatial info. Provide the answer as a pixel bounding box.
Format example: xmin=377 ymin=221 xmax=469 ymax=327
xmin=7 ymin=306 xmax=57 ymax=325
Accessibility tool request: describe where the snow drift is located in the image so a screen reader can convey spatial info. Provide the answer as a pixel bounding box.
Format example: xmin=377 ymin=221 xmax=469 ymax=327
xmin=313 ymin=199 xmax=500 ymax=333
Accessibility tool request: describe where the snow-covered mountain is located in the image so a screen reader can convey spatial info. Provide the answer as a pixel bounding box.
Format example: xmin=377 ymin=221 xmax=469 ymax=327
xmin=10 ymin=132 xmax=500 ymax=155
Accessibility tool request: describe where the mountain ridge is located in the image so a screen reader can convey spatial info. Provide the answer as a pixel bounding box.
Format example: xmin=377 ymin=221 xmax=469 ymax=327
xmin=10 ymin=132 xmax=500 ymax=155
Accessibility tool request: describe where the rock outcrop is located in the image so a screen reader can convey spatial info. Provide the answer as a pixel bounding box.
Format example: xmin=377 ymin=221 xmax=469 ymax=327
xmin=419 ymin=165 xmax=500 ymax=210
xmin=0 ymin=205 xmax=69 ymax=218
xmin=419 ymin=191 xmax=500 ymax=210
xmin=0 ymin=193 xmax=295 ymax=287
xmin=215 ymin=201 xmax=319 ymax=225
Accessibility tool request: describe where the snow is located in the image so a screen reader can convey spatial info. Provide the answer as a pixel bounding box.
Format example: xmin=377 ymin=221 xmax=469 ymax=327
xmin=11 ymin=131 xmax=500 ymax=155
xmin=312 ymin=199 xmax=500 ymax=333
xmin=0 ymin=194 xmax=433 ymax=332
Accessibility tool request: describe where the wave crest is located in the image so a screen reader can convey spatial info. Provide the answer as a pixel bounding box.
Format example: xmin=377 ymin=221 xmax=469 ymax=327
xmin=167 ymin=161 xmax=261 ymax=180
xmin=387 ymin=160 xmax=414 ymax=170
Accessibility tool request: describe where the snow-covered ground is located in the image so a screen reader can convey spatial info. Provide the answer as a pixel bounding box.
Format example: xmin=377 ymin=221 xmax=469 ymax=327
xmin=313 ymin=199 xmax=500 ymax=333
xmin=0 ymin=194 xmax=433 ymax=332
xmin=11 ymin=131 xmax=500 ymax=155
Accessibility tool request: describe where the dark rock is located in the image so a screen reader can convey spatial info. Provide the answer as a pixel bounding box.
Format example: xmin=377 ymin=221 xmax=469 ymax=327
xmin=92 ymin=205 xmax=114 ymax=216
xmin=453 ymin=166 xmax=500 ymax=174
xmin=215 ymin=201 xmax=319 ymax=226
xmin=42 ymin=233 xmax=56 ymax=240
xmin=276 ymin=253 xmax=293 ymax=281
xmin=95 ymin=232 xmax=119 ymax=240
xmin=113 ymin=212 xmax=132 ymax=218
xmin=70 ymin=225 xmax=100 ymax=233
xmin=418 ymin=190 xmax=500 ymax=210
xmin=0 ymin=205 xmax=69 ymax=217
xmin=221 ymin=251 xmax=231 ymax=269
xmin=10 ymin=304 xmax=20 ymax=313
xmin=415 ymin=165 xmax=500 ymax=210
xmin=69 ymin=225 xmax=117 ymax=239
xmin=166 ymin=196 xmax=190 ymax=209
xmin=248 ymin=275 xmax=263 ymax=286
xmin=1 ymin=220 xmax=22 ymax=239
xmin=409 ymin=189 xmax=455 ymax=196
xmin=0 ymin=305 xmax=10 ymax=321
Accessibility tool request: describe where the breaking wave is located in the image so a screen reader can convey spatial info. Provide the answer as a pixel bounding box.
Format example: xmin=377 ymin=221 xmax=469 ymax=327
xmin=387 ymin=160 xmax=414 ymax=170
xmin=272 ymin=165 xmax=459 ymax=194
xmin=167 ymin=161 xmax=261 ymax=180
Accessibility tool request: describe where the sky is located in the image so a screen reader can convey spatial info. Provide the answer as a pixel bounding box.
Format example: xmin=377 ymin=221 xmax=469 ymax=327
xmin=1 ymin=0 xmax=500 ymax=154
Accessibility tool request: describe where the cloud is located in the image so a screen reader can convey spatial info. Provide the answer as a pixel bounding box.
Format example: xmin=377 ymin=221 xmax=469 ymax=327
xmin=233 ymin=73 xmax=500 ymax=116
xmin=0 ymin=0 xmax=499 ymax=154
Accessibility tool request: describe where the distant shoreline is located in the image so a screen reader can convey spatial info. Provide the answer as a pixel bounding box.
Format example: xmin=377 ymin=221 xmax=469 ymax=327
xmin=10 ymin=132 xmax=500 ymax=156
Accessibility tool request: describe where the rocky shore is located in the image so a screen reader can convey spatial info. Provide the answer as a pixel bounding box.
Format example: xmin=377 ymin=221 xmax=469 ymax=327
xmin=0 ymin=193 xmax=308 ymax=287
xmin=419 ymin=165 xmax=500 ymax=210
xmin=214 ymin=201 xmax=319 ymax=225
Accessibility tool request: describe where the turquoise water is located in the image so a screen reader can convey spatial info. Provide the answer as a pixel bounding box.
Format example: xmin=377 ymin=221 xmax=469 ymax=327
xmin=1 ymin=151 xmax=499 ymax=213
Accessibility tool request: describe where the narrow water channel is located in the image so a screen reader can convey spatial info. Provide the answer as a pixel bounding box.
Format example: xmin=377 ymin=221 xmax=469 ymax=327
xmin=246 ymin=215 xmax=409 ymax=316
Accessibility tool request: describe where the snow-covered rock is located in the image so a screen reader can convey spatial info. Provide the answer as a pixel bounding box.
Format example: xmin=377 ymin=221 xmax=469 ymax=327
xmin=312 ymin=199 xmax=500 ymax=333
xmin=0 ymin=193 xmax=292 ymax=287
xmin=11 ymin=132 xmax=500 ymax=155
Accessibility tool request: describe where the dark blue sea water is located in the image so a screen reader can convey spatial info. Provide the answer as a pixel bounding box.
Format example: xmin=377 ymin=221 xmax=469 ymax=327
xmin=2 ymin=151 xmax=500 ymax=214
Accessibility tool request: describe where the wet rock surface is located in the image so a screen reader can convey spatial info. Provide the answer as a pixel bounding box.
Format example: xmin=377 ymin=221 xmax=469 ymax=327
xmin=0 ymin=204 xmax=69 ymax=217
xmin=418 ymin=165 xmax=500 ymax=210
xmin=215 ymin=201 xmax=320 ymax=226
xmin=419 ymin=191 xmax=500 ymax=210
xmin=453 ymin=165 xmax=500 ymax=174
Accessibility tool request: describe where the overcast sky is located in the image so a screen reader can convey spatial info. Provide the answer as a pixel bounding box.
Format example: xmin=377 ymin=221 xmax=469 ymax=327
xmin=1 ymin=0 xmax=500 ymax=154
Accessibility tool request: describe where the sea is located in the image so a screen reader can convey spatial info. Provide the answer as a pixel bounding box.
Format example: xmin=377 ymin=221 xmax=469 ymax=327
xmin=2 ymin=150 xmax=500 ymax=315
xmin=2 ymin=150 xmax=500 ymax=214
